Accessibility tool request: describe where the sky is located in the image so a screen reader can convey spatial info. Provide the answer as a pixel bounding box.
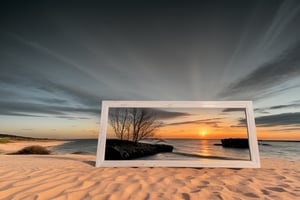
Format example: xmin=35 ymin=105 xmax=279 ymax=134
xmin=0 ymin=0 xmax=300 ymax=140
xmin=106 ymin=108 xmax=248 ymax=139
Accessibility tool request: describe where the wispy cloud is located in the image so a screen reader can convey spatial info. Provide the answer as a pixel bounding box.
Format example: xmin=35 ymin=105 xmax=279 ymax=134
xmin=33 ymin=97 xmax=68 ymax=105
xmin=219 ymin=42 xmax=300 ymax=99
xmin=0 ymin=111 xmax=44 ymax=118
xmin=8 ymin=33 xmax=105 ymax=87
xmin=35 ymin=79 xmax=102 ymax=107
xmin=164 ymin=118 xmax=223 ymax=127
xmin=240 ymin=112 xmax=300 ymax=127
xmin=230 ymin=125 xmax=247 ymax=128
xmin=254 ymin=108 xmax=270 ymax=114
xmin=152 ymin=109 xmax=190 ymax=119
xmin=269 ymin=103 xmax=300 ymax=110
xmin=223 ymin=108 xmax=246 ymax=112
xmin=109 ymin=108 xmax=190 ymax=119
xmin=0 ymin=70 xmax=102 ymax=118
xmin=0 ymin=101 xmax=100 ymax=117
xmin=270 ymin=127 xmax=300 ymax=132
xmin=55 ymin=116 xmax=91 ymax=120
xmin=255 ymin=102 xmax=300 ymax=113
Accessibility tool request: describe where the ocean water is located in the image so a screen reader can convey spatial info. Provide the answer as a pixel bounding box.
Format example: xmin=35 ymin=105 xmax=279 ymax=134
xmin=51 ymin=139 xmax=300 ymax=161
xmin=51 ymin=139 xmax=98 ymax=155
xmin=139 ymin=139 xmax=250 ymax=160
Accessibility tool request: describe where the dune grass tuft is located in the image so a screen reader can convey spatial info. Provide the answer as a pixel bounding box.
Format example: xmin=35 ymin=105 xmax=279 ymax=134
xmin=0 ymin=138 xmax=11 ymax=144
xmin=13 ymin=145 xmax=51 ymax=155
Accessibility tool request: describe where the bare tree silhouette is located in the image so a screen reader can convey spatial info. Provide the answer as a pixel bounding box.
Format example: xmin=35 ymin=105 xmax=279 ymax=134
xmin=109 ymin=108 xmax=131 ymax=140
xmin=109 ymin=108 xmax=161 ymax=142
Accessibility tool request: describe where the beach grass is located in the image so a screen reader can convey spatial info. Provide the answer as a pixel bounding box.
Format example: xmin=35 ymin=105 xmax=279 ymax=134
xmin=12 ymin=145 xmax=51 ymax=155
xmin=0 ymin=138 xmax=11 ymax=144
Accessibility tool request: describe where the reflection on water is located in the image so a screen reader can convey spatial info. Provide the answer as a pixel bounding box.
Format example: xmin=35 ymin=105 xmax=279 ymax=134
xmin=139 ymin=139 xmax=251 ymax=160
xmin=51 ymin=139 xmax=300 ymax=161
xmin=198 ymin=140 xmax=211 ymax=157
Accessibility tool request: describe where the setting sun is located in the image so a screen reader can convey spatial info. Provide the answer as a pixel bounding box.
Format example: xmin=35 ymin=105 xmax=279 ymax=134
xmin=199 ymin=130 xmax=206 ymax=137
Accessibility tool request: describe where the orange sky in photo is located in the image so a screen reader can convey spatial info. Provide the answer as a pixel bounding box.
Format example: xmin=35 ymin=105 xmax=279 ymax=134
xmin=106 ymin=108 xmax=250 ymax=140
xmin=106 ymin=108 xmax=300 ymax=141
xmin=155 ymin=123 xmax=248 ymax=139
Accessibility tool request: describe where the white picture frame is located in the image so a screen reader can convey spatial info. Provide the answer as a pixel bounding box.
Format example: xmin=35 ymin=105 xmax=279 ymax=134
xmin=96 ymin=101 xmax=260 ymax=168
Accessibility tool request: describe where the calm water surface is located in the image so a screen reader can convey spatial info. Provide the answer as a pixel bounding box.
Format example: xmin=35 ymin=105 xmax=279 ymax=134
xmin=52 ymin=139 xmax=300 ymax=161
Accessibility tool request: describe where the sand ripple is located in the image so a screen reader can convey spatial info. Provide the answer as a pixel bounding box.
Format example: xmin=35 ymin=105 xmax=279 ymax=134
xmin=0 ymin=155 xmax=299 ymax=200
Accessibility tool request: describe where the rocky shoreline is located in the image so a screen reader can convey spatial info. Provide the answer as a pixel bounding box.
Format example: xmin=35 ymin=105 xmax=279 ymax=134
xmin=105 ymin=139 xmax=173 ymax=160
xmin=221 ymin=138 xmax=249 ymax=148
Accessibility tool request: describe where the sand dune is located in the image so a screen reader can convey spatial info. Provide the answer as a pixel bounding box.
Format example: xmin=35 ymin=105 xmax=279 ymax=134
xmin=0 ymin=154 xmax=299 ymax=200
xmin=0 ymin=141 xmax=68 ymax=154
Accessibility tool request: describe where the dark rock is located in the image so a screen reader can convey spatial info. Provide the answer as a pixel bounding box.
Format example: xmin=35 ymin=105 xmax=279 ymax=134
xmin=221 ymin=138 xmax=249 ymax=148
xmin=213 ymin=143 xmax=222 ymax=146
xmin=259 ymin=143 xmax=271 ymax=146
xmin=71 ymin=151 xmax=89 ymax=154
xmin=105 ymin=139 xmax=173 ymax=160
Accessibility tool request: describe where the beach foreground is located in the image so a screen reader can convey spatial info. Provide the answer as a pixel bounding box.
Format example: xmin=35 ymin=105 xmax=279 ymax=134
xmin=0 ymin=154 xmax=299 ymax=200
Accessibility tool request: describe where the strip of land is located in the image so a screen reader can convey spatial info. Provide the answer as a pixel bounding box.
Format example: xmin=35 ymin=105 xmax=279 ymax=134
xmin=0 ymin=135 xmax=69 ymax=155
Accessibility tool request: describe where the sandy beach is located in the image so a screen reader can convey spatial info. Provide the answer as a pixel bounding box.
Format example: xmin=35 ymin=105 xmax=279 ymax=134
xmin=0 ymin=143 xmax=299 ymax=200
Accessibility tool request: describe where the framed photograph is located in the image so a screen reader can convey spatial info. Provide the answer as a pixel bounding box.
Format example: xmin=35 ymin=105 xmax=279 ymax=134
xmin=96 ymin=101 xmax=260 ymax=168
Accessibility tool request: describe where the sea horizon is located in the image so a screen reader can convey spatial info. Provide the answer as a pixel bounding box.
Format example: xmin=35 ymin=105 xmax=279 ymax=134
xmin=2 ymin=133 xmax=300 ymax=142
xmin=50 ymin=138 xmax=300 ymax=161
xmin=61 ymin=137 xmax=300 ymax=142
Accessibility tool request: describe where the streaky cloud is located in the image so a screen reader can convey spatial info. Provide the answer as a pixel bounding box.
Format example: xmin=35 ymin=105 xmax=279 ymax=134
xmin=258 ymin=0 xmax=300 ymax=50
xmin=0 ymin=101 xmax=100 ymax=117
xmin=269 ymin=103 xmax=300 ymax=110
xmin=164 ymin=118 xmax=223 ymax=127
xmin=0 ymin=111 xmax=44 ymax=118
xmin=9 ymin=33 xmax=110 ymax=88
xmin=152 ymin=109 xmax=190 ymax=119
xmin=109 ymin=108 xmax=190 ymax=119
xmin=223 ymin=108 xmax=246 ymax=112
xmin=240 ymin=112 xmax=300 ymax=127
xmin=254 ymin=102 xmax=300 ymax=113
xmin=219 ymin=42 xmax=300 ymax=99
xmin=56 ymin=115 xmax=91 ymax=120
xmin=33 ymin=97 xmax=68 ymax=105
xmin=0 ymin=72 xmax=102 ymax=108
xmin=270 ymin=127 xmax=300 ymax=132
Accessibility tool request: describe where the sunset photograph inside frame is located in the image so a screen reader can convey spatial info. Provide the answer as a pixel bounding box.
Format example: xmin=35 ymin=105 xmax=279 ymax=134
xmin=105 ymin=107 xmax=251 ymax=161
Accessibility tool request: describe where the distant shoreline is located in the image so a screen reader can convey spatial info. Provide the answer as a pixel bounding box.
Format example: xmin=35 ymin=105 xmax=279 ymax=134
xmin=0 ymin=133 xmax=57 ymax=142
xmin=109 ymin=137 xmax=300 ymax=142
xmin=0 ymin=136 xmax=70 ymax=155
xmin=2 ymin=134 xmax=299 ymax=142
xmin=258 ymin=140 xmax=300 ymax=142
